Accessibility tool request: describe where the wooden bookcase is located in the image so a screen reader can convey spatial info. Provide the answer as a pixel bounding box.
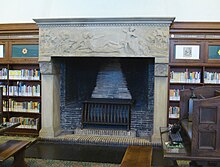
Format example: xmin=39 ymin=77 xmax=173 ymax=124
xmin=0 ymin=23 xmax=40 ymax=136
xmin=168 ymin=22 xmax=220 ymax=124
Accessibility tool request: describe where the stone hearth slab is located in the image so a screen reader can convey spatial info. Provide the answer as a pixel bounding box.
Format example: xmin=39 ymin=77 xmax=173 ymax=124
xmin=38 ymin=134 xmax=161 ymax=147
xmin=74 ymin=128 xmax=136 ymax=138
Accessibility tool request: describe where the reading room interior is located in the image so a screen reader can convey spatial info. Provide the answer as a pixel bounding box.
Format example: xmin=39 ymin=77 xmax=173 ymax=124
xmin=0 ymin=1 xmax=220 ymax=166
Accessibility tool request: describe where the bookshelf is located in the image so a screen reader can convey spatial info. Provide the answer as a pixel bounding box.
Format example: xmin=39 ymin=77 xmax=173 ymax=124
xmin=168 ymin=22 xmax=220 ymax=124
xmin=0 ymin=23 xmax=40 ymax=136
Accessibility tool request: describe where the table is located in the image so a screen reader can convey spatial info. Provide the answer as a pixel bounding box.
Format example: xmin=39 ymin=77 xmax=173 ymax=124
xmin=0 ymin=122 xmax=29 ymax=167
xmin=0 ymin=140 xmax=31 ymax=167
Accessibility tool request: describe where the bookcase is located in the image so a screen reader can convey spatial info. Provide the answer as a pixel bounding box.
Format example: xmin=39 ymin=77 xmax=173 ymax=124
xmin=0 ymin=23 xmax=40 ymax=136
xmin=168 ymin=22 xmax=220 ymax=124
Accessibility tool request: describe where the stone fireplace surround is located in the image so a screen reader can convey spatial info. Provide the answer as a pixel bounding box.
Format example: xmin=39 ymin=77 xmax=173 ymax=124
xmin=34 ymin=17 xmax=174 ymax=143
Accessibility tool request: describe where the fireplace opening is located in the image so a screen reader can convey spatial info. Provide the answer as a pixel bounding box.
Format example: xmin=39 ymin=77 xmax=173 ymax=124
xmin=57 ymin=57 xmax=154 ymax=137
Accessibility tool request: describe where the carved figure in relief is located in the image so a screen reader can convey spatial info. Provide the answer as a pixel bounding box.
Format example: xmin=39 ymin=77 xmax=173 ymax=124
xmin=73 ymin=32 xmax=123 ymax=53
xmin=122 ymin=27 xmax=140 ymax=54
xmin=122 ymin=27 xmax=154 ymax=55
xmin=152 ymin=29 xmax=168 ymax=48
xmin=41 ymin=27 xmax=168 ymax=56
xmin=75 ymin=32 xmax=104 ymax=52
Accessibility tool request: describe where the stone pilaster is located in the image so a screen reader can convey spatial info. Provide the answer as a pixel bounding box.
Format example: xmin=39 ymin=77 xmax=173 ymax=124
xmin=152 ymin=62 xmax=169 ymax=142
xmin=39 ymin=60 xmax=61 ymax=138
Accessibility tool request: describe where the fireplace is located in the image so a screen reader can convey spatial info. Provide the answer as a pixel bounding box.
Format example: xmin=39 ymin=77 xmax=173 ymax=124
xmin=34 ymin=17 xmax=174 ymax=142
xmin=58 ymin=57 xmax=154 ymax=137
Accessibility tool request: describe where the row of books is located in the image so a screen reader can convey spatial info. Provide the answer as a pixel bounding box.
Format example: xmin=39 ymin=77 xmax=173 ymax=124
xmin=169 ymin=106 xmax=180 ymax=119
xmin=0 ymin=68 xmax=40 ymax=80
xmin=9 ymin=117 xmax=39 ymax=130
xmin=0 ymin=68 xmax=8 ymax=79
xmin=204 ymin=71 xmax=220 ymax=83
xmin=169 ymin=89 xmax=180 ymax=101
xmin=3 ymin=99 xmax=40 ymax=113
xmin=8 ymin=84 xmax=40 ymax=97
xmin=9 ymin=69 xmax=40 ymax=80
xmin=170 ymin=70 xmax=201 ymax=83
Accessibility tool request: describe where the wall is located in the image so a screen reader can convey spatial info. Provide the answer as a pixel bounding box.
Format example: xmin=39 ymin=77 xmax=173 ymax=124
xmin=0 ymin=0 xmax=220 ymax=23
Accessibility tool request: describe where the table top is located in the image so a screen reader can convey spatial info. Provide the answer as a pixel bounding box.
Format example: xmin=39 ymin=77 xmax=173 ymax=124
xmin=0 ymin=140 xmax=31 ymax=161
xmin=0 ymin=122 xmax=20 ymax=134
xmin=120 ymin=145 xmax=152 ymax=167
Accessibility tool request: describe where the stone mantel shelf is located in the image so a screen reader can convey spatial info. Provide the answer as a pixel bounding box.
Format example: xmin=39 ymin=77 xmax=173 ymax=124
xmin=34 ymin=17 xmax=175 ymax=26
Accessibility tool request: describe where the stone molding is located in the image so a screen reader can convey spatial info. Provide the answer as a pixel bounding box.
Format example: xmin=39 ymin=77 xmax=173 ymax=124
xmin=34 ymin=17 xmax=174 ymax=27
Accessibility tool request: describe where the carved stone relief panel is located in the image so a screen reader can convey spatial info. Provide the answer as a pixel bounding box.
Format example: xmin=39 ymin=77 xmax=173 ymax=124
xmin=39 ymin=25 xmax=169 ymax=58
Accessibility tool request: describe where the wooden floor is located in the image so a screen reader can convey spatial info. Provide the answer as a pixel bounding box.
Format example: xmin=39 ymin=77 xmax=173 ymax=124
xmin=120 ymin=145 xmax=152 ymax=167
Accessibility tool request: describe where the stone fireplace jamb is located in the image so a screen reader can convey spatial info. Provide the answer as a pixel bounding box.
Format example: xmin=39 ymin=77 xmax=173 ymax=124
xmin=152 ymin=62 xmax=169 ymax=142
xmin=39 ymin=59 xmax=61 ymax=138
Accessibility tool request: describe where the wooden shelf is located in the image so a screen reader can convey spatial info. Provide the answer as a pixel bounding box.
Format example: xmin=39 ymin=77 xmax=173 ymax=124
xmin=8 ymin=79 xmax=41 ymax=82
xmin=169 ymin=99 xmax=180 ymax=102
xmin=0 ymin=23 xmax=41 ymax=136
xmin=7 ymin=96 xmax=40 ymax=98
xmin=169 ymin=63 xmax=220 ymax=67
xmin=4 ymin=111 xmax=40 ymax=115
xmin=170 ymin=82 xmax=203 ymax=85
xmin=168 ymin=22 xmax=220 ymax=125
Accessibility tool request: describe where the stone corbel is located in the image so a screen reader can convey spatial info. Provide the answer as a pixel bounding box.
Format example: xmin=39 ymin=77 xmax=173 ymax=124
xmin=154 ymin=63 xmax=168 ymax=77
xmin=39 ymin=61 xmax=60 ymax=75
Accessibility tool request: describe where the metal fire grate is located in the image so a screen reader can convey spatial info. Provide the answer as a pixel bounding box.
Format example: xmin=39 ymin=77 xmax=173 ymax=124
xmin=81 ymin=98 xmax=133 ymax=130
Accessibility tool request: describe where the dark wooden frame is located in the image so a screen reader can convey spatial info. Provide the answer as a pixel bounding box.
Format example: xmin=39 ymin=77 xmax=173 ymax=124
xmin=0 ymin=43 xmax=5 ymax=59
xmin=205 ymin=40 xmax=220 ymax=64
xmin=8 ymin=40 xmax=39 ymax=64
xmin=170 ymin=40 xmax=204 ymax=63
xmin=0 ymin=23 xmax=38 ymax=64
